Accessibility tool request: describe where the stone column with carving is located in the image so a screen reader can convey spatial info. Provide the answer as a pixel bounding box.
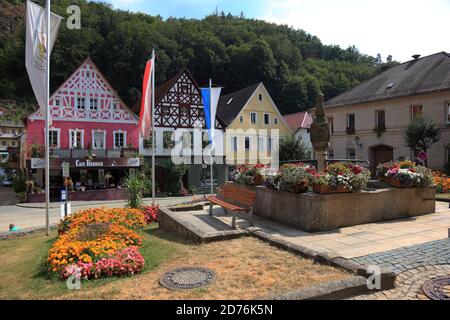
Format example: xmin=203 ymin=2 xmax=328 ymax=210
xmin=310 ymin=93 xmax=330 ymax=173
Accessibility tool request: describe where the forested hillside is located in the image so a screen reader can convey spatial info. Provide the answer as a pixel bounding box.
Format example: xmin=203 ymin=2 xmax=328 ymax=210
xmin=0 ymin=0 xmax=392 ymax=114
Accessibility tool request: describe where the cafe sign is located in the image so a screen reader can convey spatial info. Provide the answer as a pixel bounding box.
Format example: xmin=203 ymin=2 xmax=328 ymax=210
xmin=75 ymin=159 xmax=104 ymax=167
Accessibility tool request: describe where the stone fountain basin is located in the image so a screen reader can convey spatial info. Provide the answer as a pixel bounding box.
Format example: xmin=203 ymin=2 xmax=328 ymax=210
xmin=243 ymin=185 xmax=436 ymax=232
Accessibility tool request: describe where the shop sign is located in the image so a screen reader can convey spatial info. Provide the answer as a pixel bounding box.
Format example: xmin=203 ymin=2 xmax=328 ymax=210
xmin=75 ymin=159 xmax=104 ymax=167
xmin=31 ymin=158 xmax=45 ymax=169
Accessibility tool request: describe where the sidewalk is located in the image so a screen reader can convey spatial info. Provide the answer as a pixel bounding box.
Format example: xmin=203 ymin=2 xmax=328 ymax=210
xmin=15 ymin=196 xmax=197 ymax=209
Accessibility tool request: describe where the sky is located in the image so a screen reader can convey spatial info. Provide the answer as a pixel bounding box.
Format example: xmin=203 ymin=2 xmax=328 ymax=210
xmin=104 ymin=0 xmax=450 ymax=63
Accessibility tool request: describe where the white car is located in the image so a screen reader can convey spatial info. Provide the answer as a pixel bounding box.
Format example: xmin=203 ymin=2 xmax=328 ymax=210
xmin=2 ymin=177 xmax=13 ymax=187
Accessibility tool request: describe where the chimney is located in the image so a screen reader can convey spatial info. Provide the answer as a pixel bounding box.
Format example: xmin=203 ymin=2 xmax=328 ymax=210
xmin=412 ymin=54 xmax=421 ymax=60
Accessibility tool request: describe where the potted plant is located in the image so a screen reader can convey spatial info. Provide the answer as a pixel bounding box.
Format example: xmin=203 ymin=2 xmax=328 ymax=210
xmin=313 ymin=162 xmax=370 ymax=194
xmin=276 ymin=163 xmax=316 ymax=194
xmin=234 ymin=164 xmax=267 ymax=186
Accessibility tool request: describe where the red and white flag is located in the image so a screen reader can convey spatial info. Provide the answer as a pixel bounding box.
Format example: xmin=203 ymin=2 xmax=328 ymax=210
xmin=138 ymin=57 xmax=154 ymax=139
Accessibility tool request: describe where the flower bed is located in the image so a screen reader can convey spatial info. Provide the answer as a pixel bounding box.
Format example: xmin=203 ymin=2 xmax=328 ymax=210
xmin=234 ymin=164 xmax=267 ymax=186
xmin=48 ymin=206 xmax=159 ymax=280
xmin=378 ymin=161 xmax=434 ymax=188
xmin=312 ymin=162 xmax=371 ymax=194
xmin=275 ymin=163 xmax=316 ymax=194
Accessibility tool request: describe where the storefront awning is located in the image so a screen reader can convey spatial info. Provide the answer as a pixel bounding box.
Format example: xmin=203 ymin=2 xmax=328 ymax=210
xmin=29 ymin=157 xmax=141 ymax=169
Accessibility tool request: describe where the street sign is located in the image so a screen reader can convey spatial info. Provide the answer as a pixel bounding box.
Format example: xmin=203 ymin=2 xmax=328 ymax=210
xmin=61 ymin=190 xmax=67 ymax=201
xmin=62 ymin=162 xmax=70 ymax=178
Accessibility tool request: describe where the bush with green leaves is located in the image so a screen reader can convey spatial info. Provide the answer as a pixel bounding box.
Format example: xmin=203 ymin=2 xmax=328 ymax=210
xmin=124 ymin=173 xmax=146 ymax=209
xmin=13 ymin=172 xmax=27 ymax=193
xmin=166 ymin=161 xmax=187 ymax=196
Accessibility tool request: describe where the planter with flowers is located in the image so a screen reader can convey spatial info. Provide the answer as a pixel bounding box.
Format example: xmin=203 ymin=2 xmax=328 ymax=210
xmin=275 ymin=163 xmax=316 ymax=194
xmin=383 ymin=161 xmax=433 ymax=188
xmin=234 ymin=164 xmax=267 ymax=186
xmin=313 ymin=162 xmax=371 ymax=194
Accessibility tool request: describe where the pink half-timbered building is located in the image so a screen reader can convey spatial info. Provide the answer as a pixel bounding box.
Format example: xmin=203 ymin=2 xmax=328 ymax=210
xmin=25 ymin=58 xmax=140 ymax=202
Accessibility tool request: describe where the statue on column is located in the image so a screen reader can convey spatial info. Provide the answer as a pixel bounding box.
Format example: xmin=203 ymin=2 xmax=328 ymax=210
xmin=310 ymin=93 xmax=330 ymax=173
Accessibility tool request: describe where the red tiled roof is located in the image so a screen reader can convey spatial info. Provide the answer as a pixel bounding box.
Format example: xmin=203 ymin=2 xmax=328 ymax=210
xmin=282 ymin=111 xmax=313 ymax=131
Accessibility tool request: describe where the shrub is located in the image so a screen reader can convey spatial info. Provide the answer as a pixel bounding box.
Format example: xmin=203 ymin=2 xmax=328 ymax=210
xmin=166 ymin=161 xmax=187 ymax=196
xmin=142 ymin=205 xmax=159 ymax=224
xmin=13 ymin=172 xmax=27 ymax=193
xmin=124 ymin=173 xmax=146 ymax=208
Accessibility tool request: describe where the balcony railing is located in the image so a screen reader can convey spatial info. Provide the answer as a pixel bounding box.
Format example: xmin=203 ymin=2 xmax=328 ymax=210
xmin=50 ymin=148 xmax=136 ymax=159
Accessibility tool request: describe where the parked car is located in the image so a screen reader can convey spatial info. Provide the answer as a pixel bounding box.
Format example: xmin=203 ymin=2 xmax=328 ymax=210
xmin=2 ymin=177 xmax=13 ymax=187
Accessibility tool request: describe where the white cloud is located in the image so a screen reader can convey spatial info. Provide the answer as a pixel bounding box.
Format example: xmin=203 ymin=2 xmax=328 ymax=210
xmin=262 ymin=0 xmax=450 ymax=62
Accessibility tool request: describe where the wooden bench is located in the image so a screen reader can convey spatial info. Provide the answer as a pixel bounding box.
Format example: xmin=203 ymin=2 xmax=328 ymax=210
xmin=207 ymin=183 xmax=257 ymax=229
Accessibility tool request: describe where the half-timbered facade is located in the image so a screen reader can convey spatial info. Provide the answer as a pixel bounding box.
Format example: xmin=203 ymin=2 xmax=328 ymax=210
xmin=138 ymin=69 xmax=226 ymax=192
xmin=25 ymin=58 xmax=140 ymax=202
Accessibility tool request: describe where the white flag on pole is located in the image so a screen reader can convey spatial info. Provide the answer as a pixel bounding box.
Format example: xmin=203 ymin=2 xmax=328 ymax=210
xmin=25 ymin=0 xmax=62 ymax=116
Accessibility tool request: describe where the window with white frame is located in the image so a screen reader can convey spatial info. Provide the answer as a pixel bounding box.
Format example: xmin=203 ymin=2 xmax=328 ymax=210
xmin=92 ymin=130 xmax=106 ymax=149
xmin=69 ymin=130 xmax=84 ymax=149
xmin=89 ymin=98 xmax=98 ymax=110
xmin=48 ymin=129 xmax=59 ymax=148
xmin=250 ymin=112 xmax=257 ymax=124
xmin=77 ymin=97 xmax=86 ymax=110
xmin=264 ymin=113 xmax=270 ymax=125
xmin=114 ymin=131 xmax=126 ymax=149
xmin=245 ymin=137 xmax=251 ymax=151
xmin=231 ymin=136 xmax=238 ymax=151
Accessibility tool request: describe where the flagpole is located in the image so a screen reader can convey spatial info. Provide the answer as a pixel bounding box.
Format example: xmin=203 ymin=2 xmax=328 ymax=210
xmin=45 ymin=0 xmax=51 ymax=236
xmin=151 ymin=49 xmax=156 ymax=205
xmin=209 ymin=78 xmax=214 ymax=198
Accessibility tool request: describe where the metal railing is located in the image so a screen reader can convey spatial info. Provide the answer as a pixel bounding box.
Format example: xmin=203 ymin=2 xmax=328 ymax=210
xmin=51 ymin=149 xmax=130 ymax=159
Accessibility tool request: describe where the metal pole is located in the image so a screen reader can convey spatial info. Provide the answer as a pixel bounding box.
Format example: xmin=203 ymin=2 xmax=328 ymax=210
xmin=45 ymin=0 xmax=51 ymax=236
xmin=209 ymin=78 xmax=214 ymax=197
xmin=151 ymin=49 xmax=156 ymax=205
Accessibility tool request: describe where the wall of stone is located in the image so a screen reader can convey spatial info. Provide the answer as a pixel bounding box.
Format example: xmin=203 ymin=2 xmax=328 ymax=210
xmin=252 ymin=186 xmax=436 ymax=232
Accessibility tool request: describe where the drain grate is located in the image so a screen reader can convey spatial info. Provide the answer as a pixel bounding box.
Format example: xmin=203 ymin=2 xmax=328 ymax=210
xmin=160 ymin=267 xmax=216 ymax=290
xmin=422 ymin=276 xmax=450 ymax=300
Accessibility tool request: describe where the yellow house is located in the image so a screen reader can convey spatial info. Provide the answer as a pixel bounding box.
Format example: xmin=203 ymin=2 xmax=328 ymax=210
xmin=217 ymin=83 xmax=292 ymax=166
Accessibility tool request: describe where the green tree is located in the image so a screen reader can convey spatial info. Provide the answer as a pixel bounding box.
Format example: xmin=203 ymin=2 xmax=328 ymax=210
xmin=279 ymin=134 xmax=311 ymax=163
xmin=404 ymin=118 xmax=442 ymax=167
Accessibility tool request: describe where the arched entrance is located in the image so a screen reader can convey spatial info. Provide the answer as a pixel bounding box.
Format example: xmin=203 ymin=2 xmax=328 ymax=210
xmin=370 ymin=145 xmax=394 ymax=171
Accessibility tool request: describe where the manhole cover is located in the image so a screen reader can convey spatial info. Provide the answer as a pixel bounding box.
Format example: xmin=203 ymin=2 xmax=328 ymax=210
xmin=160 ymin=267 xmax=216 ymax=290
xmin=422 ymin=276 xmax=450 ymax=300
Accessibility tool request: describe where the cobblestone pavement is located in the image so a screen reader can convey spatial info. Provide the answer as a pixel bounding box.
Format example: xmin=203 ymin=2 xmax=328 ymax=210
xmin=351 ymin=238 xmax=450 ymax=274
xmin=352 ymin=265 xmax=450 ymax=300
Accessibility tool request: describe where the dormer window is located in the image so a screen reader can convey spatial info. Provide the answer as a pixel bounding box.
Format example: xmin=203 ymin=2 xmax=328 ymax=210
xmin=227 ymin=98 xmax=234 ymax=105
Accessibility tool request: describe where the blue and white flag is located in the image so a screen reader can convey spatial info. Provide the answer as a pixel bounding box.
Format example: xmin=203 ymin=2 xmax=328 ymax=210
xmin=200 ymin=86 xmax=221 ymax=145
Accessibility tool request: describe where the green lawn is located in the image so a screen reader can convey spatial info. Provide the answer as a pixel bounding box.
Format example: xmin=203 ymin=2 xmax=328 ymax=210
xmin=0 ymin=224 xmax=189 ymax=300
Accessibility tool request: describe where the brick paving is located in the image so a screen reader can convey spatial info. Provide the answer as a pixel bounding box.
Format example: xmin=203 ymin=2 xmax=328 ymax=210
xmin=352 ymin=265 xmax=450 ymax=300
xmin=351 ymin=238 xmax=450 ymax=274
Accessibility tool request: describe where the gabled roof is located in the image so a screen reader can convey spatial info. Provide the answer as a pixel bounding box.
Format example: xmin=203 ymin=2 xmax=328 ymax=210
xmin=283 ymin=111 xmax=313 ymax=131
xmin=131 ymin=68 xmax=201 ymax=114
xmin=216 ymin=83 xmax=260 ymax=126
xmin=325 ymin=52 xmax=450 ymax=108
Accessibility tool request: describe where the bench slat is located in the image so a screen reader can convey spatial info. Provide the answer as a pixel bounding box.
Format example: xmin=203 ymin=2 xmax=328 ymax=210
xmin=207 ymin=196 xmax=249 ymax=212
